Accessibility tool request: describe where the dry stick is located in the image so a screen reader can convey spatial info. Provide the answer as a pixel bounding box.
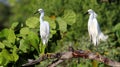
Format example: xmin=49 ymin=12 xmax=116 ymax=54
xmin=22 ymin=53 xmax=62 ymax=66
xmin=48 ymin=60 xmax=64 ymax=67
xmin=22 ymin=47 xmax=120 ymax=67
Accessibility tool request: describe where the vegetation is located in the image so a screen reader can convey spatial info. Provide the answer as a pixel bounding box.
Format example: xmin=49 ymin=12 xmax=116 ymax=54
xmin=0 ymin=0 xmax=120 ymax=67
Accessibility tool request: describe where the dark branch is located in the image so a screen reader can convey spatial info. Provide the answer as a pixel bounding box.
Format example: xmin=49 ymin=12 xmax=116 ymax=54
xmin=22 ymin=47 xmax=120 ymax=67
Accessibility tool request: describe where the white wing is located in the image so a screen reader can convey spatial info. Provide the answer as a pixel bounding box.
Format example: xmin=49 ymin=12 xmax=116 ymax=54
xmin=44 ymin=21 xmax=50 ymax=38
xmin=93 ymin=17 xmax=100 ymax=36
xmin=93 ymin=17 xmax=108 ymax=43
xmin=40 ymin=21 xmax=50 ymax=45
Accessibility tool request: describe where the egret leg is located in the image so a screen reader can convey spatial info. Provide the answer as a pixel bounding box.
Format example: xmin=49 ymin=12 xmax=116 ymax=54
xmin=40 ymin=42 xmax=46 ymax=54
xmin=41 ymin=44 xmax=46 ymax=54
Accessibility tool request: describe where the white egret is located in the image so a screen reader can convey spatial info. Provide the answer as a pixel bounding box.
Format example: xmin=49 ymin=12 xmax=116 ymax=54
xmin=87 ymin=9 xmax=108 ymax=46
xmin=34 ymin=8 xmax=50 ymax=53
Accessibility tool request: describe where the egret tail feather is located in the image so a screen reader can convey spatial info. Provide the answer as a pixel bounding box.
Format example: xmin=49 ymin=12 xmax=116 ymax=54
xmin=99 ymin=33 xmax=108 ymax=41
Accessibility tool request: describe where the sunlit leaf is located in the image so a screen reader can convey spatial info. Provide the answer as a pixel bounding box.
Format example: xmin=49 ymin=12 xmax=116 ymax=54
xmin=2 ymin=40 xmax=13 ymax=48
xmin=0 ymin=53 xmax=8 ymax=66
xmin=12 ymin=46 xmax=19 ymax=62
xmin=20 ymin=27 xmax=30 ymax=35
xmin=7 ymin=29 xmax=16 ymax=44
xmin=0 ymin=29 xmax=16 ymax=44
xmin=0 ymin=29 xmax=9 ymax=38
xmin=56 ymin=17 xmax=67 ymax=32
xmin=44 ymin=16 xmax=56 ymax=29
xmin=19 ymin=39 xmax=30 ymax=53
xmin=62 ymin=9 xmax=76 ymax=25
xmin=26 ymin=17 xmax=39 ymax=28
xmin=28 ymin=31 xmax=39 ymax=53
xmin=1 ymin=49 xmax=13 ymax=62
xmin=11 ymin=22 xmax=19 ymax=30
xmin=0 ymin=42 xmax=5 ymax=49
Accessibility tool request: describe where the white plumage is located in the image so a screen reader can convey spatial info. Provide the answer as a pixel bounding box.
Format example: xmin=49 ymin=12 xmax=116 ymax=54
xmin=38 ymin=9 xmax=50 ymax=45
xmin=87 ymin=9 xmax=108 ymax=46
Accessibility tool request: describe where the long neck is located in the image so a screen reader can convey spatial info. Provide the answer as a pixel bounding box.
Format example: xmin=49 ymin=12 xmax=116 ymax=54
xmin=89 ymin=13 xmax=94 ymax=20
xmin=40 ymin=12 xmax=44 ymax=23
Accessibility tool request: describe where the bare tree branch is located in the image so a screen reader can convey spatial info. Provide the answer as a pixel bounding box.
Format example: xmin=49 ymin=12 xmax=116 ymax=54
xmin=22 ymin=47 xmax=120 ymax=67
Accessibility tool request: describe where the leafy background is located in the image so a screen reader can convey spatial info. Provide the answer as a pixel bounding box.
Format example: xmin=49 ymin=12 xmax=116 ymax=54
xmin=0 ymin=0 xmax=120 ymax=67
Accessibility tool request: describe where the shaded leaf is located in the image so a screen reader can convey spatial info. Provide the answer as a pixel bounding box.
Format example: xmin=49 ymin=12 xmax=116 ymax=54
xmin=113 ymin=23 xmax=120 ymax=32
xmin=56 ymin=17 xmax=67 ymax=32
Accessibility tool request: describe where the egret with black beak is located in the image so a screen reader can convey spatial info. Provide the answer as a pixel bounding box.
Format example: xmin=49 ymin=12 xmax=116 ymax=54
xmin=87 ymin=9 xmax=108 ymax=46
xmin=34 ymin=8 xmax=50 ymax=54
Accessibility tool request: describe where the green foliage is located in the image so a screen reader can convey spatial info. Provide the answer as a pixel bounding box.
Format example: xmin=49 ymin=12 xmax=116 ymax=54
xmin=0 ymin=0 xmax=120 ymax=67
xmin=26 ymin=17 xmax=39 ymax=28
xmin=56 ymin=17 xmax=67 ymax=32
xmin=11 ymin=22 xmax=19 ymax=30
xmin=62 ymin=9 xmax=76 ymax=25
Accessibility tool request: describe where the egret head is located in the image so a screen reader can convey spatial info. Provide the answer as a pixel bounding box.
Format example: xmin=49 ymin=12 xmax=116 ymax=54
xmin=88 ymin=9 xmax=97 ymax=17
xmin=84 ymin=9 xmax=93 ymax=15
xmin=34 ymin=8 xmax=44 ymax=14
xmin=88 ymin=9 xmax=94 ymax=14
xmin=38 ymin=9 xmax=44 ymax=13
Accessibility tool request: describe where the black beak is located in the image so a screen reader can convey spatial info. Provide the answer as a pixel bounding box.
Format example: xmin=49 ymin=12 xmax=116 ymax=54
xmin=34 ymin=11 xmax=38 ymax=14
xmin=84 ymin=12 xmax=88 ymax=15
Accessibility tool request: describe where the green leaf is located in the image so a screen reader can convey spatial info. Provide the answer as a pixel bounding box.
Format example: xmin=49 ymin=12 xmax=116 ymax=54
xmin=44 ymin=16 xmax=56 ymax=29
xmin=0 ymin=42 xmax=5 ymax=49
xmin=1 ymin=49 xmax=13 ymax=62
xmin=2 ymin=40 xmax=13 ymax=48
xmin=0 ymin=29 xmax=9 ymax=38
xmin=50 ymin=30 xmax=57 ymax=38
xmin=56 ymin=17 xmax=67 ymax=32
xmin=62 ymin=9 xmax=76 ymax=25
xmin=113 ymin=23 xmax=120 ymax=32
xmin=28 ymin=31 xmax=39 ymax=53
xmin=0 ymin=29 xmax=16 ymax=44
xmin=7 ymin=29 xmax=16 ymax=44
xmin=20 ymin=27 xmax=30 ymax=35
xmin=11 ymin=22 xmax=19 ymax=30
xmin=0 ymin=52 xmax=8 ymax=66
xmin=0 ymin=31 xmax=4 ymax=38
xmin=19 ymin=39 xmax=30 ymax=53
xmin=12 ymin=46 xmax=19 ymax=62
xmin=26 ymin=17 xmax=39 ymax=28
xmin=116 ymin=31 xmax=120 ymax=39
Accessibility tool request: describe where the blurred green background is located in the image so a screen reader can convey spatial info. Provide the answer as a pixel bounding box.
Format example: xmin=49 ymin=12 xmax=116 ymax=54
xmin=0 ymin=0 xmax=120 ymax=67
